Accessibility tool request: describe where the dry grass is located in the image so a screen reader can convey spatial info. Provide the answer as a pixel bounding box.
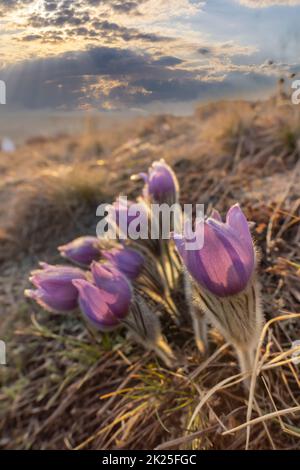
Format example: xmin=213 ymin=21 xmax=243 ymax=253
xmin=0 ymin=165 xmax=114 ymax=272
xmin=0 ymin=97 xmax=299 ymax=450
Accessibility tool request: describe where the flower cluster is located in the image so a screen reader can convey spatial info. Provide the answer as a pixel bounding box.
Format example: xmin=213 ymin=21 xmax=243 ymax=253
xmin=26 ymin=239 xmax=144 ymax=328
xmin=25 ymin=158 xmax=263 ymax=378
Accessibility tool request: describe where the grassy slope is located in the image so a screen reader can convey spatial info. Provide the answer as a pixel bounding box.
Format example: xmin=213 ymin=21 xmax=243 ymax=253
xmin=0 ymin=98 xmax=300 ymax=449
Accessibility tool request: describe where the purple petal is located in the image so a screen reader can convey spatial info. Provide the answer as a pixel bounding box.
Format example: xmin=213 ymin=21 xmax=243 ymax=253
xmin=175 ymin=212 xmax=255 ymax=297
xmin=204 ymin=223 xmax=254 ymax=295
xmin=101 ymin=247 xmax=144 ymax=280
xmin=30 ymin=264 xmax=86 ymax=285
xmin=25 ymin=287 xmax=79 ymax=312
xmin=226 ymin=204 xmax=253 ymax=251
xmin=211 ymin=209 xmax=222 ymax=222
xmin=91 ymin=262 xmax=132 ymax=317
xmin=27 ymin=264 xmax=86 ymax=312
xmin=72 ymin=280 xmax=122 ymax=330
xmin=138 ymin=172 xmax=148 ymax=183
xmin=147 ymin=160 xmax=178 ymax=203
xmin=58 ymin=236 xmax=100 ymax=266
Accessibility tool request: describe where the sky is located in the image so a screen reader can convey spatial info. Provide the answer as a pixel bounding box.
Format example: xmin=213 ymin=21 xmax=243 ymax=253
xmin=0 ymin=0 xmax=299 ymax=113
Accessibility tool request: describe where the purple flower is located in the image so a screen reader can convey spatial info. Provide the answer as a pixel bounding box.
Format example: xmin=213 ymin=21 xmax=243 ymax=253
xmin=101 ymin=246 xmax=144 ymax=280
xmin=73 ymin=264 xmax=132 ymax=330
xmin=174 ymin=204 xmax=255 ymax=297
xmin=141 ymin=159 xmax=179 ymax=204
xmin=58 ymin=236 xmax=100 ymax=266
xmin=25 ymin=264 xmax=86 ymax=312
xmin=91 ymin=263 xmax=132 ymax=317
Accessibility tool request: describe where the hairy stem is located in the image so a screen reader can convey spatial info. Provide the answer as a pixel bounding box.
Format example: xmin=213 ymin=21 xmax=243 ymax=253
xmin=236 ymin=346 xmax=255 ymax=389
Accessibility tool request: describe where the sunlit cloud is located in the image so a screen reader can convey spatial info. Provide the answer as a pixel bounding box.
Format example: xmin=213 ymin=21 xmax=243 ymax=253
xmin=0 ymin=43 xmax=287 ymax=111
xmin=0 ymin=0 xmax=298 ymax=111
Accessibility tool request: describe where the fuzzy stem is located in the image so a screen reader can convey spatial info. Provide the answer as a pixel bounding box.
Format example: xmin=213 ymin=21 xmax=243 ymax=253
xmin=192 ymin=313 xmax=208 ymax=356
xmin=236 ymin=346 xmax=255 ymax=389
xmin=156 ymin=261 xmax=180 ymax=323
xmin=152 ymin=336 xmax=176 ymax=368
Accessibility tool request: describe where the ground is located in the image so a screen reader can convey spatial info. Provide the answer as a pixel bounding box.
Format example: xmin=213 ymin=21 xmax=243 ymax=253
xmin=0 ymin=98 xmax=299 ymax=450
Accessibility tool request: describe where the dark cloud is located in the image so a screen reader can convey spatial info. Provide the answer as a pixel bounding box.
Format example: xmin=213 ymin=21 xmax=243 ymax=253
xmin=26 ymin=0 xmax=145 ymax=30
xmin=153 ymin=56 xmax=183 ymax=66
xmin=85 ymin=0 xmax=145 ymax=13
xmin=0 ymin=46 xmax=190 ymax=109
xmin=0 ymin=45 xmax=277 ymax=111
xmin=111 ymin=1 xmax=142 ymax=14
xmin=22 ymin=1 xmax=170 ymax=45
xmin=20 ymin=34 xmax=43 ymax=41
xmin=44 ymin=2 xmax=57 ymax=12
xmin=90 ymin=19 xmax=171 ymax=42
xmin=29 ymin=5 xmax=91 ymax=28
xmin=198 ymin=47 xmax=212 ymax=56
xmin=0 ymin=0 xmax=31 ymax=15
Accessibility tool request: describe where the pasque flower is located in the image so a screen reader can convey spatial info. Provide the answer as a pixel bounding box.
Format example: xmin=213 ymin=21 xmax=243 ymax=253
xmin=25 ymin=263 xmax=86 ymax=312
xmin=101 ymin=246 xmax=144 ymax=280
xmin=73 ymin=263 xmax=132 ymax=330
xmin=174 ymin=204 xmax=255 ymax=297
xmin=74 ymin=263 xmax=174 ymax=365
xmin=175 ymin=204 xmax=263 ymax=382
xmin=58 ymin=236 xmax=100 ymax=266
xmin=140 ymin=159 xmax=179 ymax=205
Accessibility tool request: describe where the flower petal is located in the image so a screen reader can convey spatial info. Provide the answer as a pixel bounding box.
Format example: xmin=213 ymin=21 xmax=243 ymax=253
xmin=176 ymin=218 xmax=255 ymax=297
xmin=141 ymin=159 xmax=179 ymax=204
xmin=102 ymin=247 xmax=144 ymax=280
xmin=226 ymin=204 xmax=253 ymax=251
xmin=211 ymin=209 xmax=222 ymax=222
xmin=72 ymin=279 xmax=122 ymax=330
xmin=27 ymin=264 xmax=86 ymax=311
xmin=25 ymin=287 xmax=78 ymax=312
xmin=91 ymin=262 xmax=132 ymax=317
xmin=58 ymin=236 xmax=100 ymax=266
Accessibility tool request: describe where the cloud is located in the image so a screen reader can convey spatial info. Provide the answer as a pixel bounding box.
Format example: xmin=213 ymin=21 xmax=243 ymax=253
xmin=237 ymin=0 xmax=300 ymax=7
xmin=0 ymin=0 xmax=296 ymax=111
xmin=24 ymin=0 xmax=201 ymax=32
xmin=20 ymin=1 xmax=174 ymax=46
xmin=0 ymin=46 xmax=177 ymax=109
xmin=20 ymin=17 xmax=172 ymax=45
xmin=197 ymin=41 xmax=256 ymax=58
xmin=28 ymin=3 xmax=91 ymax=29
xmin=0 ymin=44 xmax=278 ymax=111
xmin=85 ymin=0 xmax=144 ymax=14
xmin=109 ymin=1 xmax=143 ymax=14
xmin=0 ymin=0 xmax=31 ymax=15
